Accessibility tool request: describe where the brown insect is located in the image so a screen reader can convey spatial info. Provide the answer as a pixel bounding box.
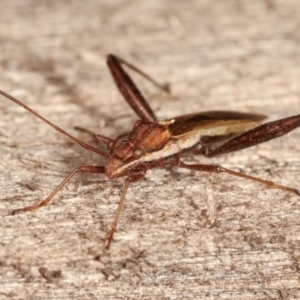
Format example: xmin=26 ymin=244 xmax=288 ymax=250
xmin=1 ymin=54 xmax=299 ymax=248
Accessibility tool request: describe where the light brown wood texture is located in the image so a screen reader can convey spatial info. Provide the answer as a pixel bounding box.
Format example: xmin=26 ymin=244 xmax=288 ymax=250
xmin=1 ymin=1 xmax=300 ymax=299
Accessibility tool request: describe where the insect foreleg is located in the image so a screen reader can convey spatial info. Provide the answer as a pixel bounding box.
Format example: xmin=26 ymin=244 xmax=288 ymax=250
xmin=178 ymin=161 xmax=299 ymax=195
xmin=74 ymin=126 xmax=114 ymax=146
xmin=107 ymin=172 xmax=145 ymax=249
xmin=106 ymin=178 xmax=131 ymax=249
xmin=12 ymin=166 xmax=106 ymax=215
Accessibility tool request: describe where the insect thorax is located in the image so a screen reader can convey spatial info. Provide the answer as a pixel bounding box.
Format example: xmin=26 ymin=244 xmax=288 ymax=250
xmin=105 ymin=120 xmax=172 ymax=178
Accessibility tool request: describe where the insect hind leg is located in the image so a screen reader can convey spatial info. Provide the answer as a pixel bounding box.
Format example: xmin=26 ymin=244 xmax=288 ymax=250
xmin=178 ymin=161 xmax=299 ymax=196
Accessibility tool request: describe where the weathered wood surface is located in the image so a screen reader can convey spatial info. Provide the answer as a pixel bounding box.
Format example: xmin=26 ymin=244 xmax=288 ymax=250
xmin=1 ymin=1 xmax=300 ymax=299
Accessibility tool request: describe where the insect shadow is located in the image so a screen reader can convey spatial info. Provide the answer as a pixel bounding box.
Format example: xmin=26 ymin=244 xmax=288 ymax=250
xmin=1 ymin=54 xmax=299 ymax=248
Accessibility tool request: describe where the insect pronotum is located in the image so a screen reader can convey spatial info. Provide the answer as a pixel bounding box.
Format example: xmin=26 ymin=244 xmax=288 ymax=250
xmin=1 ymin=54 xmax=299 ymax=248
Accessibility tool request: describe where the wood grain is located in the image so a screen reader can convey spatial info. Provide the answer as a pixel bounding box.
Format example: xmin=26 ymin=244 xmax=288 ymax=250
xmin=1 ymin=1 xmax=300 ymax=299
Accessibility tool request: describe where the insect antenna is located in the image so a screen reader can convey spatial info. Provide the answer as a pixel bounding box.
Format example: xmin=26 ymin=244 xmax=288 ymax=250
xmin=0 ymin=90 xmax=108 ymax=157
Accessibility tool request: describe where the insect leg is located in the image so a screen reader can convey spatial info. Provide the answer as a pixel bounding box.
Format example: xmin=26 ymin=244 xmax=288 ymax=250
xmin=12 ymin=166 xmax=106 ymax=215
xmin=107 ymin=54 xmax=157 ymax=122
xmin=178 ymin=161 xmax=299 ymax=195
xmin=106 ymin=178 xmax=131 ymax=249
xmin=206 ymin=114 xmax=300 ymax=157
xmin=114 ymin=55 xmax=170 ymax=93
xmin=106 ymin=172 xmax=145 ymax=249
xmin=74 ymin=126 xmax=114 ymax=146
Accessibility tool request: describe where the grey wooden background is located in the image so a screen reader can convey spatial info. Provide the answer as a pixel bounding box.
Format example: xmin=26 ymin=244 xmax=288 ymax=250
xmin=1 ymin=1 xmax=300 ymax=299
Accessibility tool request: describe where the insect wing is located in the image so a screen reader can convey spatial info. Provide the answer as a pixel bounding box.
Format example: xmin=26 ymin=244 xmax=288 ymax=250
xmin=165 ymin=111 xmax=267 ymax=137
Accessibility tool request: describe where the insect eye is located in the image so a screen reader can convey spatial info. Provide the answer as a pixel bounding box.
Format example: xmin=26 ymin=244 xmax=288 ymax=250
xmin=133 ymin=149 xmax=143 ymax=159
